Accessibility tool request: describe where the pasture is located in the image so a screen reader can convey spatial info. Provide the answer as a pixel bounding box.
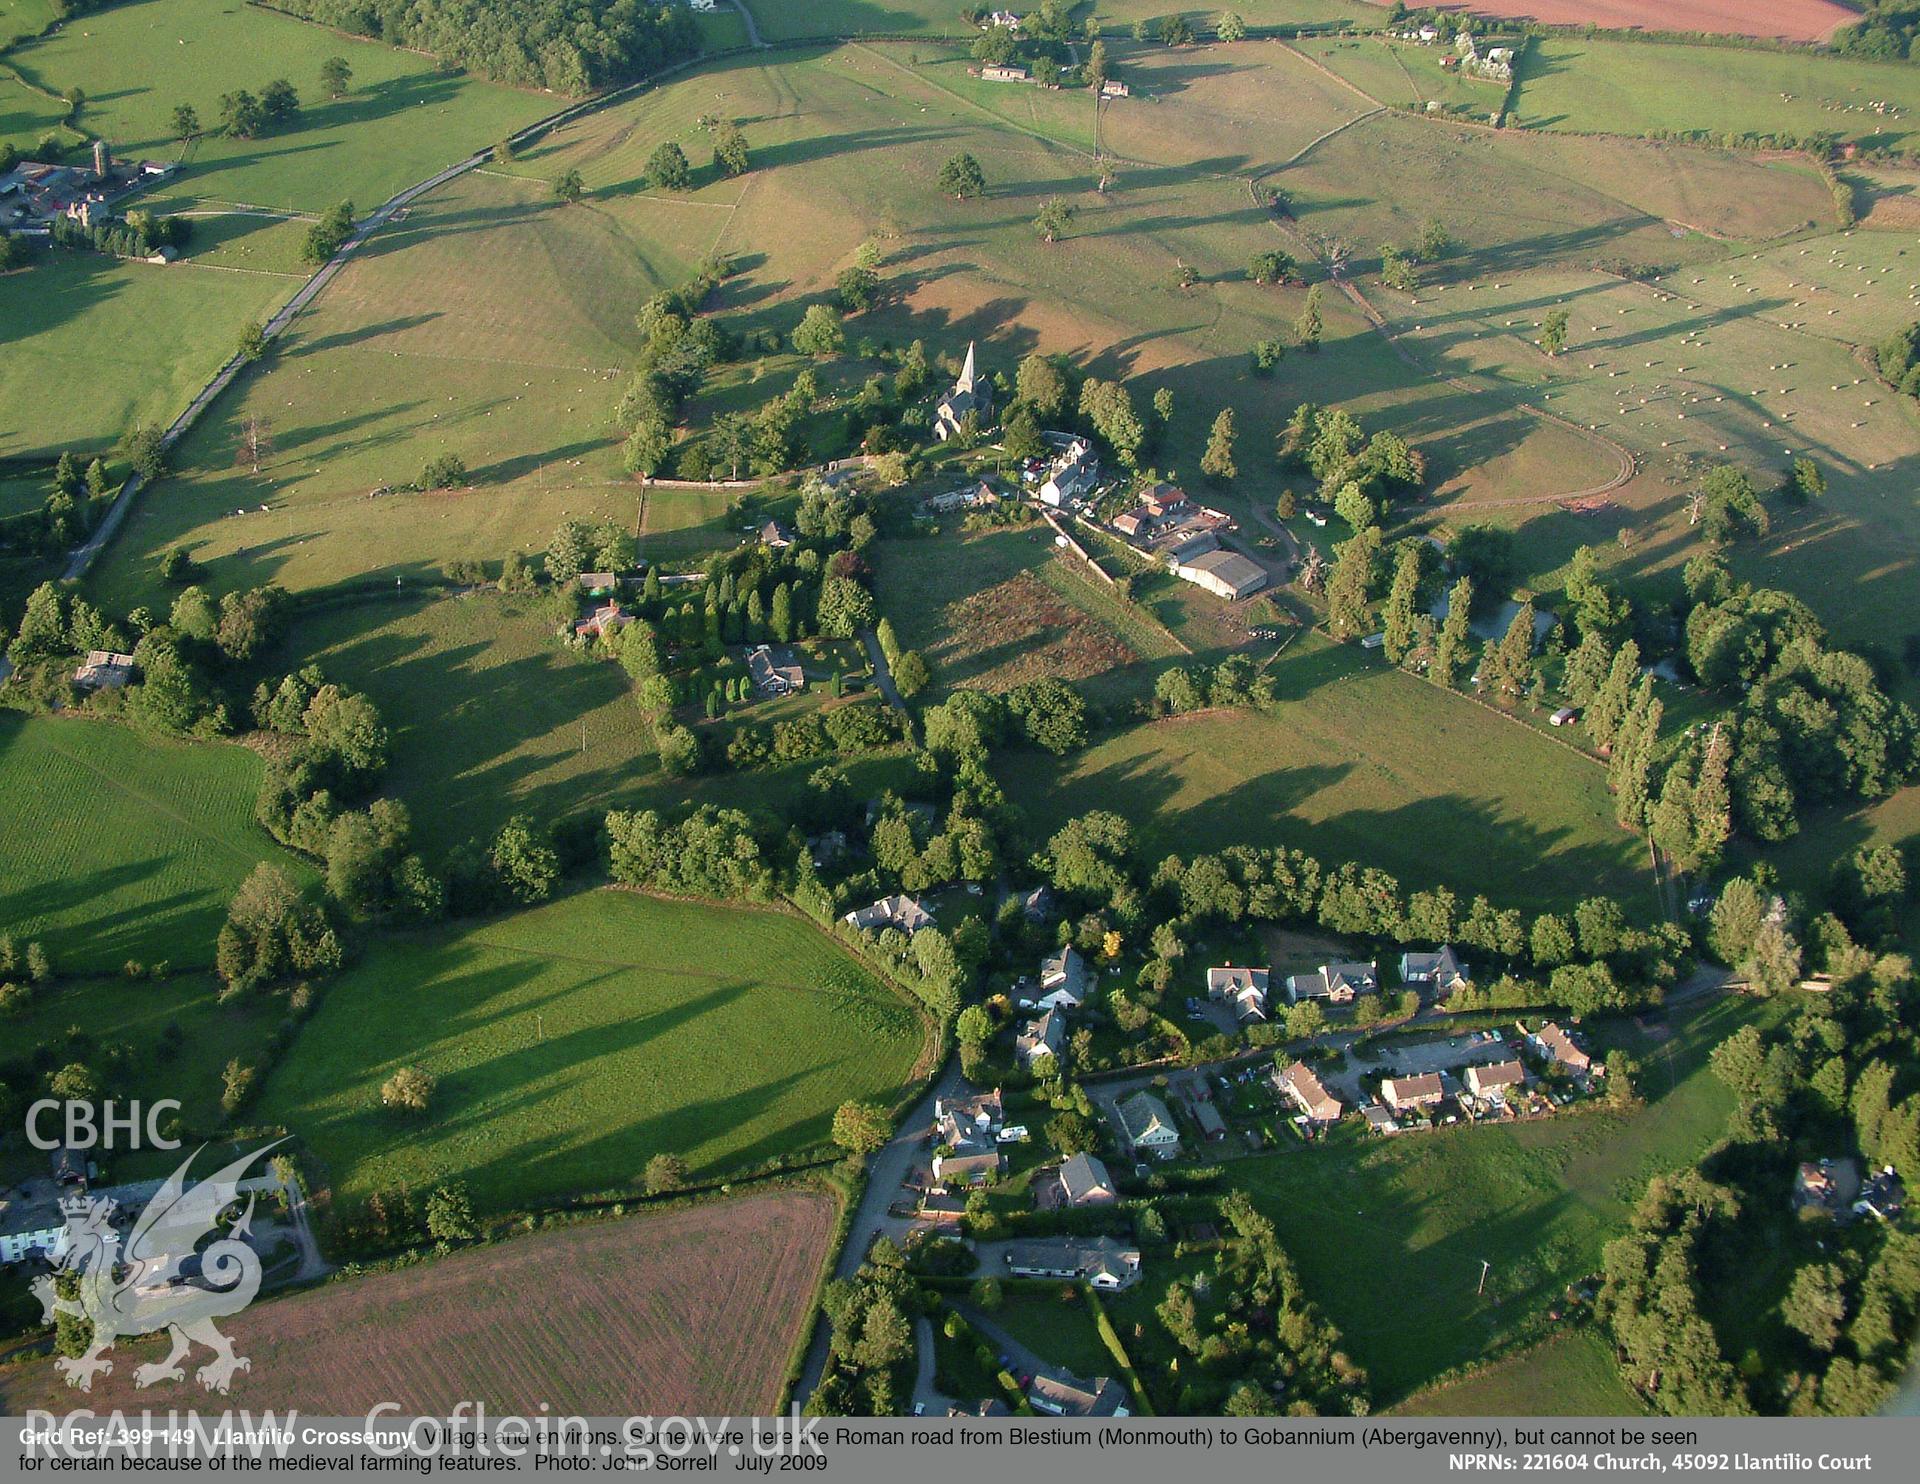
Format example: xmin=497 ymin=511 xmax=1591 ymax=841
xmin=289 ymin=593 xmax=661 ymax=858
xmin=0 ymin=713 xmax=309 ymax=975
xmin=1392 ymin=1331 xmax=1648 ymax=1416
xmin=0 ymin=1189 xmax=837 ymax=1415
xmin=1004 ymin=630 xmax=1652 ymax=914
xmin=737 ymin=1 xmax=1377 ymax=43
xmin=254 ymin=890 xmax=926 ymax=1212
xmin=1433 ymin=0 xmax=1856 ymax=45
xmin=1514 ymin=38 xmax=1920 ymax=152
xmin=1228 ymin=993 xmax=1778 ymax=1405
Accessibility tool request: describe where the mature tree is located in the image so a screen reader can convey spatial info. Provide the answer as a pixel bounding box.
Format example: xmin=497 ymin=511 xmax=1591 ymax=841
xmin=489 ymin=816 xmax=559 ymax=903
xmin=1016 ymin=353 xmax=1067 ymax=418
xmin=792 ymin=304 xmax=845 ymax=357
xmin=1484 ymin=600 xmax=1536 ymax=699
xmin=832 ymin=1099 xmax=891 ymax=1157
xmin=1782 ymin=1263 xmax=1848 ymax=1353
xmin=219 ymin=90 xmax=264 ymax=139
xmin=1432 ymin=575 xmax=1474 ymax=688
xmin=836 ymin=264 xmax=878 ymax=313
xmin=1045 ymin=1110 xmax=1098 ymax=1156
xmin=554 ymin=168 xmax=585 ymax=205
xmin=1381 ymin=543 xmax=1424 ymax=665
xmin=381 ymin=1065 xmax=435 ymax=1112
xmin=260 ymin=79 xmax=299 ymax=127
xmin=1247 ymin=248 xmax=1296 ymax=285
xmin=1216 ymin=10 xmax=1247 ymax=42
xmin=1200 ymin=408 xmax=1238 ymax=482
xmin=892 ymin=649 xmax=931 ymax=698
xmin=1034 ymin=196 xmax=1075 ymax=244
xmin=622 ymin=419 xmax=670 ymax=478
xmin=1539 ymin=306 xmax=1570 ymax=357
xmin=1326 ymin=527 xmax=1381 ymax=640
xmin=320 ymin=56 xmax=352 ymax=99
xmin=647 ymin=141 xmax=691 ymax=190
xmin=171 ymin=103 xmax=199 ymax=141
xmin=644 ymin=1153 xmax=689 ymax=1195
xmin=1295 ymin=284 xmax=1323 ymax=350
xmin=713 ymin=122 xmax=749 ymax=177
xmin=938 ymin=151 xmax=986 ymax=200
xmin=425 ymin=1183 xmax=477 ymax=1242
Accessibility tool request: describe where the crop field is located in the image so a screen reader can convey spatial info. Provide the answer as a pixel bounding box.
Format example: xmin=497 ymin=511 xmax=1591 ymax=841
xmin=1392 ymin=1331 xmax=1647 ymax=1416
xmin=1225 ymin=993 xmax=1778 ymax=1405
xmin=0 ymin=249 xmax=292 ymax=461
xmin=1431 ymin=0 xmax=1856 ymax=44
xmin=1004 ymin=629 xmax=1651 ymax=913
xmin=0 ymin=714 xmax=310 ymax=975
xmin=255 ymin=890 xmax=926 ymax=1211
xmin=1513 ymin=38 xmax=1920 ymax=152
xmin=10 ymin=0 xmax=553 ymax=213
xmin=0 ymin=1190 xmax=837 ymax=1415
xmin=290 ymin=594 xmax=661 ymax=858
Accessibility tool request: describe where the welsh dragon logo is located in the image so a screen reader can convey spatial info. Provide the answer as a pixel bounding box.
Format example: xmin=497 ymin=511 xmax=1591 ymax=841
xmin=33 ymin=1142 xmax=284 ymax=1394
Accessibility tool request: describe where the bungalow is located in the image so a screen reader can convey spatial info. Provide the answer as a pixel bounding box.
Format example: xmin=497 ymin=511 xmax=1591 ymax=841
xmin=1174 ymin=547 xmax=1267 ymax=601
xmin=1027 ymin=1373 xmax=1128 ymax=1418
xmin=1285 ymin=961 xmax=1376 ymax=1005
xmin=758 ymin=520 xmax=795 ymax=550
xmin=72 ymin=650 xmax=135 ymax=691
xmin=1399 ymin=946 xmax=1469 ymax=996
xmin=1381 ymin=1072 xmax=1444 ymax=1113
xmin=924 ymin=480 xmax=999 ymax=515
xmin=1048 ymin=1151 xmax=1118 ymax=1209
xmin=747 ymin=644 xmax=805 ymax=696
xmin=572 ymin=602 xmax=630 ymax=641
xmin=1532 ymin=1021 xmax=1592 ymax=1074
xmin=1005 ymin=1234 xmax=1141 ymax=1290
xmin=1036 ymin=944 xmax=1090 ymax=1010
xmin=1275 ymin=1062 xmax=1342 ymax=1124
xmin=934 ymin=342 xmax=995 ymax=440
xmin=1115 ymin=1090 xmax=1179 ymax=1157
xmin=844 ymin=894 xmax=934 ymax=935
xmin=1207 ymin=965 xmax=1270 ymax=1022
xmin=1015 ymin=1007 xmax=1066 ymax=1069
xmin=1465 ymin=1060 xmax=1526 ymax=1101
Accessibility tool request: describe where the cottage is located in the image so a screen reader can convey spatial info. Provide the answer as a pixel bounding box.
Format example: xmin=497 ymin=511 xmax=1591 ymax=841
xmin=934 ymin=342 xmax=994 ymax=440
xmin=1207 ymin=965 xmax=1270 ymax=1022
xmin=1027 ymin=1373 xmax=1128 ymax=1418
xmin=1381 ymin=1073 xmax=1444 ymax=1113
xmin=844 ymin=894 xmax=933 ymax=935
xmin=1532 ymin=1021 xmax=1591 ymax=1073
xmin=1399 ymin=946 xmax=1469 ymax=996
xmin=1115 ymin=1090 xmax=1179 ymax=1156
xmin=1038 ymin=435 xmax=1099 ymax=506
xmin=1465 ymin=1060 xmax=1526 ymax=1101
xmin=1174 ymin=547 xmax=1266 ymax=601
xmin=1286 ymin=961 xmax=1376 ymax=1005
xmin=934 ymin=1088 xmax=1005 ymax=1186
xmin=572 ymin=602 xmax=630 ymax=641
xmin=72 ymin=650 xmax=135 ymax=691
xmin=1276 ymin=1062 xmax=1343 ymax=1124
xmin=1015 ymin=1007 xmax=1066 ymax=1069
xmin=747 ymin=644 xmax=805 ymax=696
xmin=986 ymin=8 xmax=1020 ymax=28
xmin=1036 ymin=944 xmax=1090 ymax=1010
xmin=1006 ymin=1234 xmax=1140 ymax=1289
xmin=758 ymin=519 xmax=795 ymax=550
xmin=1045 ymin=1151 xmax=1118 ymax=1209
xmin=1100 ymin=79 xmax=1129 ymax=99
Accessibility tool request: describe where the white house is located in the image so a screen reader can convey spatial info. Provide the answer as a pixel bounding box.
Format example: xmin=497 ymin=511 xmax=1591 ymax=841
xmin=1115 ymin=1090 xmax=1179 ymax=1156
xmin=1285 ymin=961 xmax=1376 ymax=1004
xmin=844 ymin=894 xmax=933 ymax=935
xmin=1035 ymin=944 xmax=1089 ymax=1010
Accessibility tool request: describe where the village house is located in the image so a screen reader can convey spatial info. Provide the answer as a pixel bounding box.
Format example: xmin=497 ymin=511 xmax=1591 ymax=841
xmin=1399 ymin=946 xmax=1469 ymax=997
xmin=1531 ymin=1021 xmax=1592 ymax=1074
xmin=0 ymin=1193 xmax=66 ymax=1265
xmin=934 ymin=1088 xmax=1005 ymax=1186
xmin=1038 ymin=1151 xmax=1118 ymax=1209
xmin=1206 ymin=965 xmax=1270 ymax=1022
xmin=934 ymin=342 xmax=994 ymax=441
xmin=1027 ymin=1373 xmax=1129 ymax=1418
xmin=1034 ymin=434 xmax=1099 ymax=507
xmin=923 ymin=480 xmax=999 ymax=515
xmin=1381 ymin=1072 xmax=1444 ymax=1114
xmin=572 ymin=602 xmax=630 ymax=641
xmin=1285 ymin=960 xmax=1377 ymax=1005
xmin=1115 ymin=1089 xmax=1180 ymax=1157
xmin=985 ymin=8 xmax=1021 ymax=29
xmin=1100 ymin=79 xmax=1129 ymax=99
xmin=1015 ymin=1006 xmax=1065 ymax=1070
xmin=1465 ymin=1060 xmax=1526 ymax=1102
xmin=1275 ymin=1061 xmax=1343 ymax=1125
xmin=1005 ymin=1233 xmax=1141 ymax=1289
xmin=844 ymin=893 xmax=934 ymax=935
xmin=72 ymin=650 xmax=135 ymax=691
xmin=757 ymin=519 xmax=795 ymax=550
xmin=747 ymin=644 xmax=805 ymax=696
xmin=1035 ymin=944 xmax=1090 ymax=1010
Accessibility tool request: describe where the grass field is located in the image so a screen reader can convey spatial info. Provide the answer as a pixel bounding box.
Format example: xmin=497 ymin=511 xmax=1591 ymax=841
xmin=738 ymin=0 xmax=1378 ymax=41
xmin=0 ymin=713 xmax=311 ymax=975
xmin=1392 ymin=1330 xmax=1647 ymax=1416
xmin=290 ymin=593 xmax=662 ymax=858
xmin=1004 ymin=629 xmax=1651 ymax=913
xmin=0 ymin=1189 xmax=836 ymax=1414
xmin=1513 ymin=38 xmax=1920 ymax=152
xmin=1227 ymin=992 xmax=1780 ymax=1406
xmin=255 ymin=890 xmax=926 ymax=1212
xmin=0 ymin=66 xmax=67 ymax=152
xmin=0 ymin=0 xmax=55 ymax=47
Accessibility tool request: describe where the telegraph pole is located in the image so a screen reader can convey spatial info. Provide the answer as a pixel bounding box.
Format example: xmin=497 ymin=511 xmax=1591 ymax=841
xmin=1477 ymin=1259 xmax=1491 ymax=1296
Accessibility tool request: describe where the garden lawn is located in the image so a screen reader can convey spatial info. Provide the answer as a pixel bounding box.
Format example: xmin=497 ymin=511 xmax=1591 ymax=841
xmin=0 ymin=713 xmax=310 ymax=975
xmin=1004 ymin=630 xmax=1652 ymax=915
xmin=1228 ymin=992 xmax=1784 ymax=1406
xmin=254 ymin=890 xmax=927 ymax=1211
xmin=981 ymin=1288 xmax=1114 ymax=1380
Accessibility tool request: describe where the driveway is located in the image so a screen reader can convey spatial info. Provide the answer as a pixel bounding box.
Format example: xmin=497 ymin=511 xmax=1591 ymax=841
xmin=860 ymin=629 xmax=906 ymax=710
xmin=911 ymin=1317 xmax=951 ymax=1417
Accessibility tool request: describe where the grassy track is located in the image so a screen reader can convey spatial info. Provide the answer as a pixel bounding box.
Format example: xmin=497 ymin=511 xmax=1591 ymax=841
xmin=1004 ymin=630 xmax=1651 ymax=913
xmin=255 ymin=890 xmax=926 ymax=1211
xmin=0 ymin=713 xmax=310 ymax=974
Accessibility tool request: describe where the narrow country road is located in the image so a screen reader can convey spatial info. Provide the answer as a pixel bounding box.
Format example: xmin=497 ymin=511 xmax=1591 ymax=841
xmin=725 ymin=0 xmax=765 ymax=49
xmin=795 ymin=1058 xmax=965 ymax=1406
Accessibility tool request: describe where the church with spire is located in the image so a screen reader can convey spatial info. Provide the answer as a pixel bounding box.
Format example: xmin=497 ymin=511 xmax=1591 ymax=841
xmin=933 ymin=340 xmax=994 ymax=442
